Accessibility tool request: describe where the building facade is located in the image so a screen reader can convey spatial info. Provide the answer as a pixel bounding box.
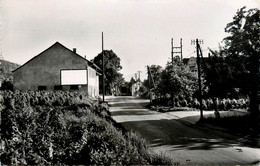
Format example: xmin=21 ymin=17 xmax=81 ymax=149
xmin=13 ymin=42 xmax=100 ymax=97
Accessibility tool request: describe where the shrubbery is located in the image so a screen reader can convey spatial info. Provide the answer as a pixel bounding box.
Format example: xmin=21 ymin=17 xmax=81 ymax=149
xmin=151 ymin=95 xmax=248 ymax=111
xmin=0 ymin=90 xmax=173 ymax=165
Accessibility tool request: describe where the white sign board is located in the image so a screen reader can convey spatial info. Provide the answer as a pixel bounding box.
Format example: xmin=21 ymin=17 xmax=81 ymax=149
xmin=61 ymin=70 xmax=87 ymax=85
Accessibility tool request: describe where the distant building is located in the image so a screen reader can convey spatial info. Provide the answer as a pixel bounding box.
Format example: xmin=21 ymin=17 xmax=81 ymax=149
xmin=13 ymin=42 xmax=101 ymax=97
xmin=183 ymin=57 xmax=197 ymax=72
xmin=183 ymin=56 xmax=209 ymax=72
xmin=131 ymin=81 xmax=142 ymax=97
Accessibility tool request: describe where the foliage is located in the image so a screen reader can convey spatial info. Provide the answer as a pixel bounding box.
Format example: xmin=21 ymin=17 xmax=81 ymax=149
xmin=158 ymin=62 xmax=198 ymax=100
xmin=0 ymin=59 xmax=20 ymax=84
xmin=93 ymin=50 xmax=124 ymax=95
xmin=204 ymin=50 xmax=249 ymax=98
xmin=147 ymin=65 xmax=163 ymax=89
xmin=224 ymin=7 xmax=260 ymax=56
xmin=151 ymin=96 xmax=248 ymax=111
xmin=0 ymin=90 xmax=173 ymax=165
xmin=204 ymin=7 xmax=260 ymax=99
xmin=1 ymin=80 xmax=13 ymax=90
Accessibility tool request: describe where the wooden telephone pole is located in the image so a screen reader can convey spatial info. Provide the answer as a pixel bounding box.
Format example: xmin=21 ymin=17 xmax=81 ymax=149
xmin=192 ymin=39 xmax=204 ymax=120
xmin=102 ymin=32 xmax=105 ymax=102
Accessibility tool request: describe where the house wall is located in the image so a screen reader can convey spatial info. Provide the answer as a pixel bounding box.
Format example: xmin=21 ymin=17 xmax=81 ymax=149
xmin=87 ymin=66 xmax=99 ymax=97
xmin=13 ymin=43 xmax=92 ymax=91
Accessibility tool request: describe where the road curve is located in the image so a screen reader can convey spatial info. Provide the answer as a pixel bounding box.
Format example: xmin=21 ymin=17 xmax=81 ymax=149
xmin=107 ymin=96 xmax=260 ymax=165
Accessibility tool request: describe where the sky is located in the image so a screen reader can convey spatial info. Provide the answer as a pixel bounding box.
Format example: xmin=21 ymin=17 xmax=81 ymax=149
xmin=1 ymin=0 xmax=260 ymax=81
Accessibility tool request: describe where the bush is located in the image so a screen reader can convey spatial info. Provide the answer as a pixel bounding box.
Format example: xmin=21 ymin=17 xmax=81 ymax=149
xmin=206 ymin=98 xmax=214 ymax=110
xmin=0 ymin=90 xmax=173 ymax=165
xmin=201 ymin=99 xmax=207 ymax=110
xmin=1 ymin=80 xmax=13 ymax=90
xmin=192 ymin=98 xmax=200 ymax=109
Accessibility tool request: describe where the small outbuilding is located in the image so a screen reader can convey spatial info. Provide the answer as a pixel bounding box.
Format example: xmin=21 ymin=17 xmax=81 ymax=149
xmin=13 ymin=42 xmax=101 ymax=97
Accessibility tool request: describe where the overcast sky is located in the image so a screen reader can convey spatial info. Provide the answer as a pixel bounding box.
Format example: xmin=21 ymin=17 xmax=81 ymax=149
xmin=1 ymin=0 xmax=260 ymax=81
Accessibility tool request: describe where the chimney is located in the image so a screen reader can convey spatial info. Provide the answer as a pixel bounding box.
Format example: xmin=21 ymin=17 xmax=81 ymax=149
xmin=84 ymin=55 xmax=86 ymax=59
xmin=73 ymin=48 xmax=76 ymax=53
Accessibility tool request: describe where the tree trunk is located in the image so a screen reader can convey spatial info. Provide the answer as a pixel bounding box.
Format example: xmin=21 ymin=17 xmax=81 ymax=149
xmin=249 ymin=50 xmax=259 ymax=135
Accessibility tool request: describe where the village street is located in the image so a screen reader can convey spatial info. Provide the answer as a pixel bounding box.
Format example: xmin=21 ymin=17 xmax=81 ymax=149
xmin=107 ymin=96 xmax=260 ymax=165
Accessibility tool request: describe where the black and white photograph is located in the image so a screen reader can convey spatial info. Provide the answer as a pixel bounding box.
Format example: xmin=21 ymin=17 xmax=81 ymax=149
xmin=0 ymin=0 xmax=260 ymax=165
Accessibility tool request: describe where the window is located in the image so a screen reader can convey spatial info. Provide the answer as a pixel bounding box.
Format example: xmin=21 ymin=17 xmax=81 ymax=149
xmin=54 ymin=85 xmax=63 ymax=90
xmin=61 ymin=70 xmax=87 ymax=85
xmin=70 ymin=85 xmax=79 ymax=90
xmin=38 ymin=86 xmax=47 ymax=90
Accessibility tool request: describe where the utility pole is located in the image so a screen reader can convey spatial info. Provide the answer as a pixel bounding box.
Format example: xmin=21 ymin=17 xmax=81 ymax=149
xmin=147 ymin=66 xmax=156 ymax=89
xmin=180 ymin=38 xmax=183 ymax=61
xmin=137 ymin=71 xmax=141 ymax=82
xmin=171 ymin=38 xmax=174 ymax=65
xmin=135 ymin=73 xmax=137 ymax=81
xmin=196 ymin=39 xmax=203 ymax=120
xmin=192 ymin=38 xmax=204 ymax=120
xmin=147 ymin=66 xmax=151 ymax=103
xmin=171 ymin=38 xmax=183 ymax=62
xmin=102 ymin=32 xmax=105 ymax=102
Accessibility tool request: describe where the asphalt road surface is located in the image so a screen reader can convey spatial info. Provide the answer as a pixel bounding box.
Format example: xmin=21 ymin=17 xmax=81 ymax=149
xmin=107 ymin=96 xmax=260 ymax=165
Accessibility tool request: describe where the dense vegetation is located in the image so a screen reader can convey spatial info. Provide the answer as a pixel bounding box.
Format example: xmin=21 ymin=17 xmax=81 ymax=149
xmin=93 ymin=50 xmax=125 ymax=96
xmin=0 ymin=59 xmax=20 ymax=90
xmin=151 ymin=97 xmax=248 ymax=112
xmin=204 ymin=7 xmax=260 ymax=99
xmin=0 ymin=91 xmax=173 ymax=165
xmin=139 ymin=7 xmax=259 ymax=114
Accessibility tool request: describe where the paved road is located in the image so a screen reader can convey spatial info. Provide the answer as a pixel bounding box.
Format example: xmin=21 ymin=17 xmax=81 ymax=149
xmin=107 ymin=96 xmax=260 ymax=165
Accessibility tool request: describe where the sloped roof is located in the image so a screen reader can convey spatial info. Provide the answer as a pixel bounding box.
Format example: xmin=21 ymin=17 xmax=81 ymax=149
xmin=13 ymin=42 xmax=101 ymax=73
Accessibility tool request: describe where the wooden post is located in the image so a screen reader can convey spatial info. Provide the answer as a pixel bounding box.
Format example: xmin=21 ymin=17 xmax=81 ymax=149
xmin=171 ymin=38 xmax=174 ymax=65
xmin=147 ymin=66 xmax=151 ymax=103
xmin=102 ymin=32 xmax=105 ymax=102
xmin=196 ymin=39 xmax=203 ymax=120
xmin=180 ymin=38 xmax=183 ymax=61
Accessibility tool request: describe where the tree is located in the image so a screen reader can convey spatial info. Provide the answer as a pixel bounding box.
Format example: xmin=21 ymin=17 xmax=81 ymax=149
xmin=204 ymin=49 xmax=249 ymax=98
xmin=158 ymin=62 xmax=197 ymax=105
xmin=111 ymin=73 xmax=125 ymax=96
xmin=146 ymin=65 xmax=162 ymax=91
xmin=93 ymin=50 xmax=124 ymax=95
xmin=1 ymin=79 xmax=13 ymax=90
xmin=205 ymin=7 xmax=259 ymax=133
xmin=224 ymin=7 xmax=259 ymax=56
xmin=204 ymin=7 xmax=259 ymax=99
xmin=224 ymin=7 xmax=259 ymax=117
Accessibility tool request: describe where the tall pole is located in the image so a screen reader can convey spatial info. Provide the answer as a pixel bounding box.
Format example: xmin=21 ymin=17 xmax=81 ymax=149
xmin=172 ymin=38 xmax=183 ymax=62
xmin=180 ymin=38 xmax=183 ymax=61
xmin=147 ymin=66 xmax=151 ymax=103
xmin=102 ymin=32 xmax=105 ymax=102
xmin=196 ymin=39 xmax=203 ymax=120
xmin=137 ymin=71 xmax=141 ymax=81
xmin=171 ymin=38 xmax=174 ymax=65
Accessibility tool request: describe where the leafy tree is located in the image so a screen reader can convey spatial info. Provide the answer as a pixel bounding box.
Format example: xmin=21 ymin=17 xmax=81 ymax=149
xmin=93 ymin=50 xmax=124 ymax=95
xmin=205 ymin=7 xmax=259 ymax=100
xmin=129 ymin=77 xmax=136 ymax=86
xmin=146 ymin=65 xmax=162 ymax=92
xmin=204 ymin=49 xmax=249 ymax=98
xmin=111 ymin=73 xmax=125 ymax=96
xmin=158 ymin=62 xmax=197 ymax=105
xmin=224 ymin=7 xmax=259 ymax=56
xmin=224 ymin=7 xmax=260 ymax=119
xmin=1 ymin=79 xmax=13 ymax=90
